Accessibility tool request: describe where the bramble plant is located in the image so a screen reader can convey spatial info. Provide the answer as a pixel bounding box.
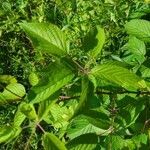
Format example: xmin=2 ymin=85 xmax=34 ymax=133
xmin=0 ymin=18 xmax=150 ymax=149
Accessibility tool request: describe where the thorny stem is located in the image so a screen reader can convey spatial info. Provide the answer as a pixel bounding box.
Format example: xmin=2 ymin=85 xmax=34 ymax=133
xmin=58 ymin=95 xmax=79 ymax=102
xmin=24 ymin=128 xmax=35 ymax=150
xmin=108 ymin=94 xmax=117 ymax=150
xmin=71 ymin=58 xmax=90 ymax=75
xmin=22 ymin=125 xmax=34 ymax=130
xmin=37 ymin=123 xmax=45 ymax=133
xmin=97 ymin=126 xmax=114 ymax=136
xmin=24 ymin=122 xmax=45 ymax=150
xmin=142 ymin=119 xmax=150 ymax=132
xmin=72 ymin=59 xmax=85 ymax=72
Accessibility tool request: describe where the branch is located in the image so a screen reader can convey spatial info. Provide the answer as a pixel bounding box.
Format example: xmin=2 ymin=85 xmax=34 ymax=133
xmin=37 ymin=123 xmax=45 ymax=133
xmin=58 ymin=95 xmax=79 ymax=103
xmin=71 ymin=59 xmax=86 ymax=73
xmin=57 ymin=90 xmax=150 ymax=102
xmin=96 ymin=90 xmax=150 ymax=95
xmin=24 ymin=128 xmax=35 ymax=150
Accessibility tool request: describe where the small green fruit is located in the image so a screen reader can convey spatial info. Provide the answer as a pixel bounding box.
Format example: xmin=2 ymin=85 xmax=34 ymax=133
xmin=20 ymin=103 xmax=37 ymax=121
xmin=29 ymin=72 xmax=39 ymax=86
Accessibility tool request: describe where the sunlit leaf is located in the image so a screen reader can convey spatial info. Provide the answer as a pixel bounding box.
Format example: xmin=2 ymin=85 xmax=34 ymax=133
xmin=72 ymin=76 xmax=90 ymax=117
xmin=42 ymin=132 xmax=67 ymax=150
xmin=13 ymin=104 xmax=26 ymax=127
xmin=116 ymin=96 xmax=145 ymax=128
xmin=29 ymin=72 xmax=39 ymax=86
xmin=125 ymin=19 xmax=150 ymax=42
xmin=20 ymin=22 xmax=69 ymax=56
xmin=122 ymin=36 xmax=146 ymax=64
xmin=38 ymin=91 xmax=60 ymax=121
xmin=67 ymin=114 xmax=110 ymax=139
xmin=105 ymin=135 xmax=125 ymax=150
xmin=88 ymin=27 xmax=105 ymax=58
xmin=0 ymin=83 xmax=26 ymax=104
xmin=90 ymin=61 xmax=147 ymax=90
xmin=0 ymin=75 xmax=17 ymax=84
xmin=66 ymin=133 xmax=98 ymax=150
xmin=28 ymin=61 xmax=74 ymax=104
xmin=0 ymin=126 xmax=21 ymax=144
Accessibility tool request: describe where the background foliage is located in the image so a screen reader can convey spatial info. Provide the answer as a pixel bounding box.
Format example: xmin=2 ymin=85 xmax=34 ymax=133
xmin=0 ymin=0 xmax=150 ymax=149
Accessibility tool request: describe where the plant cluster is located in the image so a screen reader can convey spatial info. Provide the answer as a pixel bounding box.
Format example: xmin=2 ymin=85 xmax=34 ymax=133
xmin=0 ymin=0 xmax=150 ymax=150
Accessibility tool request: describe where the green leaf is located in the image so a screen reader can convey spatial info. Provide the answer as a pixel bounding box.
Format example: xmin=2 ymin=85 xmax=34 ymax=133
xmin=123 ymin=134 xmax=148 ymax=149
xmin=66 ymin=133 xmax=98 ymax=150
xmin=122 ymin=36 xmax=146 ymax=64
xmin=13 ymin=104 xmax=26 ymax=127
xmin=0 ymin=75 xmax=17 ymax=84
xmin=139 ymin=65 xmax=150 ymax=78
xmin=88 ymin=27 xmax=105 ymax=58
xmin=72 ymin=76 xmax=90 ymax=117
xmin=20 ymin=22 xmax=69 ymax=56
xmin=42 ymin=132 xmax=67 ymax=150
xmin=38 ymin=91 xmax=60 ymax=121
xmin=132 ymin=133 xmax=148 ymax=147
xmin=0 ymin=126 xmax=21 ymax=144
xmin=126 ymin=36 xmax=146 ymax=56
xmin=2 ymin=83 xmax=25 ymax=99
xmin=0 ymin=126 xmax=13 ymax=143
xmin=29 ymin=72 xmax=39 ymax=86
xmin=0 ymin=83 xmax=26 ymax=104
xmin=43 ymin=102 xmax=74 ymax=128
xmin=28 ymin=62 xmax=74 ymax=104
xmin=116 ymin=96 xmax=145 ymax=128
xmin=67 ymin=115 xmax=110 ymax=140
xmin=105 ymin=135 xmax=125 ymax=150
xmin=125 ymin=19 xmax=150 ymax=42
xmin=124 ymin=139 xmax=136 ymax=150
xmin=90 ymin=61 xmax=147 ymax=90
